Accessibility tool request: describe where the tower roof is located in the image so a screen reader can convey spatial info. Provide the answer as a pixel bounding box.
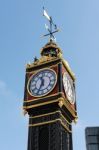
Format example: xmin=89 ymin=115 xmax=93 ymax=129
xmin=40 ymin=40 xmax=62 ymax=57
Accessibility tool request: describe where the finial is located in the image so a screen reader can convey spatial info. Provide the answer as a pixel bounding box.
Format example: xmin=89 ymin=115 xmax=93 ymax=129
xmin=34 ymin=56 xmax=38 ymax=62
xmin=42 ymin=7 xmax=60 ymax=42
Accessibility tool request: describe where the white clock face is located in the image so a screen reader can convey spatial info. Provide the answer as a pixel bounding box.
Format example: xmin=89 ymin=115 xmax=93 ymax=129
xmin=28 ymin=69 xmax=57 ymax=97
xmin=63 ymin=72 xmax=75 ymax=104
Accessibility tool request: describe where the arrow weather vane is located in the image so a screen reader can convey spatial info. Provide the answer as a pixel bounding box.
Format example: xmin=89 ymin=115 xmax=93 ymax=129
xmin=42 ymin=7 xmax=59 ymax=41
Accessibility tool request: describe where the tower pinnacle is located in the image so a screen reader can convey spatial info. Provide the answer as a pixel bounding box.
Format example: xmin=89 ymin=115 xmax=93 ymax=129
xmin=42 ymin=7 xmax=59 ymax=42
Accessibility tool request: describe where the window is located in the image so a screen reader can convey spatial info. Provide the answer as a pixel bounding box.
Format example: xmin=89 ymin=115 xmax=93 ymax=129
xmin=88 ymin=144 xmax=99 ymax=150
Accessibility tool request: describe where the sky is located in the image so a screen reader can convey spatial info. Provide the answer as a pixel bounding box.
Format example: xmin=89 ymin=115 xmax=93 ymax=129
xmin=0 ymin=0 xmax=99 ymax=150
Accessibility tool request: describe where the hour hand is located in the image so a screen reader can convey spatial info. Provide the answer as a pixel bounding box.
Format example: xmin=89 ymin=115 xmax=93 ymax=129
xmin=38 ymin=77 xmax=44 ymax=91
xmin=41 ymin=78 xmax=44 ymax=87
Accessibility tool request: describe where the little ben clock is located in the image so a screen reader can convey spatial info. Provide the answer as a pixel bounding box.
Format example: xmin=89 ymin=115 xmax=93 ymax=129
xmin=63 ymin=72 xmax=75 ymax=104
xmin=27 ymin=69 xmax=57 ymax=97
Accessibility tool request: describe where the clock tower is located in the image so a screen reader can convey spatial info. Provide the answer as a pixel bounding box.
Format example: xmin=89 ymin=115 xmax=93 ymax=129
xmin=23 ymin=40 xmax=78 ymax=150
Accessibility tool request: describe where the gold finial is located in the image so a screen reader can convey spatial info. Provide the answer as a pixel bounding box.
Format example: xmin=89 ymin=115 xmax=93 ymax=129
xmin=58 ymin=98 xmax=64 ymax=108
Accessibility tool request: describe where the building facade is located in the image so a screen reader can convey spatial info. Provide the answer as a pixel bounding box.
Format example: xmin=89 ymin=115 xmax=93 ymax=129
xmin=85 ymin=127 xmax=99 ymax=150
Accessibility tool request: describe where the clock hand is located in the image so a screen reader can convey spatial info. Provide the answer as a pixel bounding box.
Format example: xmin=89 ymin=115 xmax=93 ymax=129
xmin=41 ymin=78 xmax=44 ymax=86
xmin=40 ymin=73 xmax=45 ymax=87
xmin=37 ymin=77 xmax=45 ymax=93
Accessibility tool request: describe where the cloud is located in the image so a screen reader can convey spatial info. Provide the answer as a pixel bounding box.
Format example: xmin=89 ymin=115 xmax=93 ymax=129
xmin=0 ymin=80 xmax=6 ymax=90
xmin=0 ymin=80 xmax=23 ymax=116
xmin=0 ymin=80 xmax=20 ymax=104
xmin=0 ymin=80 xmax=8 ymax=94
xmin=0 ymin=80 xmax=15 ymax=97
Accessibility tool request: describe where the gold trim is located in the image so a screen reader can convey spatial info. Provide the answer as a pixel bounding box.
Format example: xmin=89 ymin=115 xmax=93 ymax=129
xmin=24 ymin=92 xmax=63 ymax=103
xmin=40 ymin=43 xmax=63 ymax=55
xmin=26 ymin=62 xmax=59 ymax=74
xmin=27 ymin=68 xmax=57 ymax=98
xmin=29 ymin=119 xmax=60 ymax=127
xmin=29 ymin=119 xmax=71 ymax=133
xmin=74 ymin=117 xmax=78 ymax=124
xmin=23 ymin=99 xmax=59 ymax=109
xmin=57 ymin=97 xmax=78 ymax=119
xmin=62 ymin=59 xmax=75 ymax=80
xmin=26 ymin=58 xmax=60 ymax=70
xmin=58 ymin=99 xmax=64 ymax=108
xmin=61 ymin=108 xmax=73 ymax=121
xmin=29 ymin=110 xmax=71 ymax=125
xmin=61 ymin=121 xmax=72 ymax=133
xmin=60 ymin=112 xmax=71 ymax=125
xmin=59 ymin=97 xmax=76 ymax=112
xmin=30 ymin=110 xmax=60 ymax=119
xmin=26 ymin=57 xmax=75 ymax=81
xmin=63 ymin=99 xmax=77 ymax=118
xmin=23 ymin=97 xmax=77 ymax=120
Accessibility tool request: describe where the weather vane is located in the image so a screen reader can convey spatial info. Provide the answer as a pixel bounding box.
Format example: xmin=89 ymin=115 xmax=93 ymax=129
xmin=42 ymin=7 xmax=59 ymax=42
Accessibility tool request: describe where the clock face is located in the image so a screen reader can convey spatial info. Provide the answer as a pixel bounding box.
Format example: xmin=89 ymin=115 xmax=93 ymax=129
xmin=27 ymin=69 xmax=57 ymax=97
xmin=63 ymin=72 xmax=75 ymax=104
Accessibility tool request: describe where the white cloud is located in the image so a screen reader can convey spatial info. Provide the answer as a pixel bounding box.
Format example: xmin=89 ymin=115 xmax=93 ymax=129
xmin=0 ymin=80 xmax=11 ymax=96
xmin=0 ymin=79 xmax=23 ymax=106
xmin=0 ymin=80 xmax=22 ymax=117
xmin=0 ymin=80 xmax=6 ymax=90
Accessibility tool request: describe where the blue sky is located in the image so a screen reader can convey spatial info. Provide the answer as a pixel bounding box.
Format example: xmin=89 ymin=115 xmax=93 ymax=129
xmin=0 ymin=0 xmax=99 ymax=150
